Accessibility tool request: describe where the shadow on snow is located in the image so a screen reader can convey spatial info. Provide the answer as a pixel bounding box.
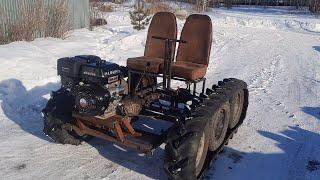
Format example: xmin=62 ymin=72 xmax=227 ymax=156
xmin=301 ymin=106 xmax=320 ymax=120
xmin=0 ymin=78 xmax=59 ymax=141
xmin=205 ymin=126 xmax=320 ymax=180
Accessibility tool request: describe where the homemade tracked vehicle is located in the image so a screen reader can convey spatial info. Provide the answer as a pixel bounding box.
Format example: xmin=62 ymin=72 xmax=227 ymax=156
xmin=42 ymin=13 xmax=249 ymax=179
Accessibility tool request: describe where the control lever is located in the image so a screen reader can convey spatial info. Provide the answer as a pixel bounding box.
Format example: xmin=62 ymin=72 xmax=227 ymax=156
xmin=134 ymin=62 xmax=151 ymax=92
xmin=152 ymin=36 xmax=187 ymax=90
xmin=152 ymin=36 xmax=187 ymax=44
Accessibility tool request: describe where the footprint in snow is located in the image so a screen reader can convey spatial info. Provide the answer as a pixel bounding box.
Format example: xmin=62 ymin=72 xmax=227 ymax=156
xmin=289 ymin=114 xmax=296 ymax=118
xmin=14 ymin=163 xmax=26 ymax=170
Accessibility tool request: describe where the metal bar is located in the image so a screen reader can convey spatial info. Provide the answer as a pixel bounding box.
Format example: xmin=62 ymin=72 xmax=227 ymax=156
xmin=202 ymin=78 xmax=206 ymax=94
xmin=128 ymin=70 xmax=131 ymax=94
xmin=129 ymin=69 xmax=206 ymax=84
xmin=163 ymin=39 xmax=169 ymax=89
xmin=128 ymin=68 xmax=206 ymax=96
xmin=121 ymin=117 xmax=141 ymax=137
xmin=73 ymin=113 xmax=116 ymax=129
xmin=114 ymin=123 xmax=125 ymax=142
xmin=129 ymin=69 xmax=163 ymax=77
xmin=74 ymin=121 xmax=118 ymax=143
xmin=166 ymin=40 xmax=174 ymax=90
xmin=72 ymin=116 xmax=160 ymax=153
xmin=72 ymin=123 xmax=153 ymax=153
xmin=142 ymin=108 xmax=181 ymax=123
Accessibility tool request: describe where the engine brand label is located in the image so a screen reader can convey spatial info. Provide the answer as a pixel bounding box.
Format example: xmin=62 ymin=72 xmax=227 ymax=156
xmin=104 ymin=70 xmax=120 ymax=76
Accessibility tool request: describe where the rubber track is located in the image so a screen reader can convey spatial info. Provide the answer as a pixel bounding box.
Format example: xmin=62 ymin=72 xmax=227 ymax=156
xmin=42 ymin=89 xmax=82 ymax=145
xmin=164 ymin=78 xmax=249 ymax=180
xmin=200 ymin=78 xmax=249 ymax=179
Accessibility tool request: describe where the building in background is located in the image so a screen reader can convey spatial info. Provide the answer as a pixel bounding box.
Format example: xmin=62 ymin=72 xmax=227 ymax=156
xmin=0 ymin=0 xmax=90 ymax=43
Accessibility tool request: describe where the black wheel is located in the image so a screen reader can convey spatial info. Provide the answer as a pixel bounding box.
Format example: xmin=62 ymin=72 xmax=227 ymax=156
xmin=42 ymin=89 xmax=82 ymax=145
xmin=229 ymin=89 xmax=244 ymax=129
xmin=221 ymin=78 xmax=248 ymax=129
xmin=164 ymin=117 xmax=209 ymax=180
xmin=195 ymin=130 xmax=209 ymax=176
xmin=164 ymin=98 xmax=232 ymax=179
xmin=164 ymin=78 xmax=249 ymax=179
xmin=208 ymin=101 xmax=230 ymax=151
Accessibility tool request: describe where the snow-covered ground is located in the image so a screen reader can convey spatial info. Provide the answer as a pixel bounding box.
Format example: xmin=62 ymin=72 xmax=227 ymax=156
xmin=0 ymin=6 xmax=320 ymax=180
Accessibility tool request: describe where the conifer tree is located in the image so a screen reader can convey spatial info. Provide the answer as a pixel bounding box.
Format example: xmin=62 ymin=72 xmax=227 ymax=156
xmin=129 ymin=0 xmax=151 ymax=30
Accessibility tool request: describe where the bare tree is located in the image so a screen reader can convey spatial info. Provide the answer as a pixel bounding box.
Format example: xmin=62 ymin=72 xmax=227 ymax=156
xmin=196 ymin=0 xmax=212 ymax=12
xmin=310 ymin=0 xmax=320 ymax=15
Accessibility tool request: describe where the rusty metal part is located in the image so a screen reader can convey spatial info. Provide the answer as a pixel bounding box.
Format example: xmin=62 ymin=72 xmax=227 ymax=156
xmin=71 ymin=118 xmax=163 ymax=153
xmin=74 ymin=113 xmax=138 ymax=141
xmin=120 ymin=117 xmax=142 ymax=137
xmin=73 ymin=113 xmax=116 ymax=129
xmin=99 ymin=111 xmax=117 ymax=119
xmin=117 ymin=91 xmax=160 ymax=117
xmin=120 ymin=97 xmax=143 ymax=116
xmin=73 ymin=119 xmax=118 ymax=143
xmin=72 ymin=112 xmax=164 ymax=153
xmin=114 ymin=122 xmax=125 ymax=142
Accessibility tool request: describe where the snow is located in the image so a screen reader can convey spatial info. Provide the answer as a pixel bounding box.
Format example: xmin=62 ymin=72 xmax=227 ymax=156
xmin=0 ymin=6 xmax=320 ymax=180
xmin=211 ymin=7 xmax=320 ymax=34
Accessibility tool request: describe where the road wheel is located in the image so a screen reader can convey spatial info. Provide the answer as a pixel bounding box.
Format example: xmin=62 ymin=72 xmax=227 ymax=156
xmin=229 ymin=89 xmax=244 ymax=128
xmin=195 ymin=131 xmax=208 ymax=176
xmin=164 ymin=113 xmax=210 ymax=180
xmin=208 ymin=101 xmax=230 ymax=151
xmin=164 ymin=99 xmax=231 ymax=179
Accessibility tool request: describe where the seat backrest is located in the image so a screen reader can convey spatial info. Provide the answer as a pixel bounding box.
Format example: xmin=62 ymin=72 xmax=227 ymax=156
xmin=144 ymin=12 xmax=177 ymax=59
xmin=176 ymin=14 xmax=212 ymax=65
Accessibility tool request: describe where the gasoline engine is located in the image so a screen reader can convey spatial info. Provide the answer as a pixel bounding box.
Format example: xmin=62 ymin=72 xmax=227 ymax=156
xmin=57 ymin=55 xmax=126 ymax=116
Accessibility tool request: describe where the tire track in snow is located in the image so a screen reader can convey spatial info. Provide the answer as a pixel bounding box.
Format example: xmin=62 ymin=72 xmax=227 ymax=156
xmin=246 ymin=34 xmax=298 ymax=120
xmin=93 ymin=27 xmax=133 ymax=60
xmin=249 ymin=54 xmax=283 ymax=94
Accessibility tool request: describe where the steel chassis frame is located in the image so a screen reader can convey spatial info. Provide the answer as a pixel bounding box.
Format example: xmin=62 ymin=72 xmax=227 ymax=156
xmin=71 ymin=36 xmax=208 ymax=154
xmin=127 ymin=69 xmax=206 ymax=96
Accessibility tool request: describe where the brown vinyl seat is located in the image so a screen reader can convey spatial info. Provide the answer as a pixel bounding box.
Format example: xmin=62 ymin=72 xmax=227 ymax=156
xmin=127 ymin=12 xmax=177 ymax=74
xmin=170 ymin=14 xmax=212 ymax=81
xmin=170 ymin=61 xmax=208 ymax=80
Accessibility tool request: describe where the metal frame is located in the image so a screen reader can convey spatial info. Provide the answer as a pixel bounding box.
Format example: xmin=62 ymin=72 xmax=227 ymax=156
xmin=72 ymin=67 xmax=208 ymax=153
xmin=70 ymin=113 xmax=164 ymax=154
xmin=72 ymin=36 xmax=208 ymax=154
xmin=128 ymin=69 xmax=206 ymax=96
xmin=128 ymin=36 xmax=206 ymax=96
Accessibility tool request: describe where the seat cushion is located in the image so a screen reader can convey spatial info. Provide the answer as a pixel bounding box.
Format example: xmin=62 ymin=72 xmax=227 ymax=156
xmin=176 ymin=14 xmax=212 ymax=66
xmin=127 ymin=56 xmax=164 ymax=74
xmin=144 ymin=12 xmax=177 ymax=59
xmin=170 ymin=61 xmax=207 ymax=80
